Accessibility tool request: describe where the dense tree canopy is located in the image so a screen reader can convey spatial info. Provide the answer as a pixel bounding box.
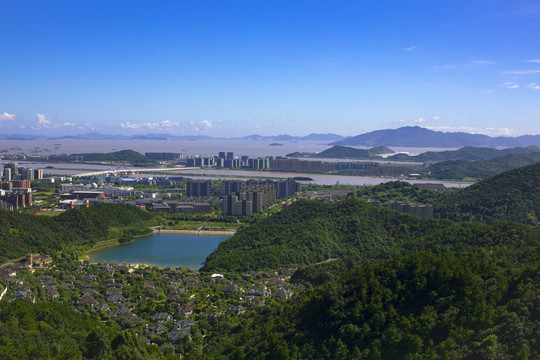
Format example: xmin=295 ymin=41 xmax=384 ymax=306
xmin=0 ymin=204 xmax=154 ymax=263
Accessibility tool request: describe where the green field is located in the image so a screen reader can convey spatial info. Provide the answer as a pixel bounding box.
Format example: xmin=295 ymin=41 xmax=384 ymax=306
xmin=32 ymin=210 xmax=64 ymax=217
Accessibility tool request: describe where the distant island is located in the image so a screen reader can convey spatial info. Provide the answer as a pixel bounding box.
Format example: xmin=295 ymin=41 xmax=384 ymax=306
xmin=269 ymin=143 xmax=284 ymax=146
xmin=331 ymin=126 xmax=540 ymax=148
xmin=286 ymin=145 xmax=394 ymax=159
xmin=292 ymin=176 xmax=313 ymax=181
xmin=2 ymin=126 xmax=540 ymax=148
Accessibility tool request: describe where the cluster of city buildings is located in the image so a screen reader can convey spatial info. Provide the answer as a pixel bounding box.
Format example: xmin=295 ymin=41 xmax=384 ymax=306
xmin=179 ymin=178 xmax=299 ymax=215
xmin=222 ymin=178 xmax=299 ymax=216
xmin=147 ymin=151 xmax=390 ymax=175
xmin=1 ymin=162 xmax=43 ymax=182
xmin=55 ymin=176 xmax=300 ymax=216
xmin=0 ymin=162 xmax=40 ymax=210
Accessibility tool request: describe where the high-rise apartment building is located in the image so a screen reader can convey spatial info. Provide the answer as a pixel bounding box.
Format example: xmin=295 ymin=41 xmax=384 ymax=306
xmin=224 ymin=180 xmax=243 ymax=195
xmin=186 ymin=181 xmax=211 ymax=197
xmin=3 ymin=168 xmax=11 ymax=182
xmin=34 ymin=169 xmax=43 ymax=180
xmin=247 ymin=158 xmax=270 ymax=170
xmin=222 ymin=184 xmax=276 ymax=215
xmin=19 ymin=167 xmax=34 ymax=181
xmin=276 ymin=178 xmax=299 ymax=199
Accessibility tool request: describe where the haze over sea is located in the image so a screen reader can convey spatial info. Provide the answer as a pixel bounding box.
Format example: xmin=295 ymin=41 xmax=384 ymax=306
xmin=0 ymin=139 xmax=455 ymax=158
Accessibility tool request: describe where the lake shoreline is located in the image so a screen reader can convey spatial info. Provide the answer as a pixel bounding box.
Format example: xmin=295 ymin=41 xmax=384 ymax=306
xmin=83 ymin=229 xmax=236 ymax=260
xmin=152 ymin=228 xmax=237 ymax=235
xmin=84 ymin=231 xmax=234 ymax=268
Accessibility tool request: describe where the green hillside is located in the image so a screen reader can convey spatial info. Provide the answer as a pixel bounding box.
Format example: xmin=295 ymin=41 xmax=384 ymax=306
xmin=391 ymin=145 xmax=540 ymax=162
xmin=426 ymin=152 xmax=540 ymax=180
xmin=314 ymin=145 xmax=394 ymax=158
xmin=436 ymin=161 xmax=540 ymax=224
xmin=356 ymin=180 xmax=440 ymax=205
xmin=197 ymin=252 xmax=540 ymax=359
xmin=201 ymin=198 xmax=441 ymax=272
xmin=201 ymin=196 xmax=539 ymax=273
xmin=0 ymin=204 xmax=154 ymax=263
xmin=356 ymin=162 xmax=540 ymax=225
xmin=0 ymin=302 xmax=163 ymax=359
xmin=74 ymin=149 xmax=151 ymax=164
xmin=286 ymin=145 xmax=394 ymax=159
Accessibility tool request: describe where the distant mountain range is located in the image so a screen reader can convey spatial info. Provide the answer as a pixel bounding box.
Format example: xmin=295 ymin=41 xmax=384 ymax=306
xmin=331 ymin=126 xmax=540 ymax=148
xmin=0 ymin=132 xmax=345 ymax=142
xmin=2 ymin=127 xmax=540 ymax=148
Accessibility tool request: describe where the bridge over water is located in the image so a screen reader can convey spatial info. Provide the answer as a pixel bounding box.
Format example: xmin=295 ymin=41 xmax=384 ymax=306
xmin=74 ymin=167 xmax=200 ymax=177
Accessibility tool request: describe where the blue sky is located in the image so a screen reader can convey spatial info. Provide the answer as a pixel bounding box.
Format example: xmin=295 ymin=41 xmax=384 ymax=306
xmin=1 ymin=0 xmax=539 ymax=137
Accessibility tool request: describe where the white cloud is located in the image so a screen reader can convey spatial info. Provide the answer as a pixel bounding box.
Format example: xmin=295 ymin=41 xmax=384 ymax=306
xmin=527 ymin=82 xmax=540 ymax=90
xmin=404 ymin=46 xmax=418 ymax=51
xmin=503 ymin=70 xmax=540 ymax=75
xmin=470 ymin=60 xmax=496 ymax=64
xmin=78 ymin=123 xmax=96 ymax=131
xmin=396 ymin=116 xmax=442 ymax=125
xmin=120 ymin=122 xmax=146 ymax=130
xmin=507 ymin=84 xmax=520 ymax=89
xmin=525 ymin=59 xmax=540 ymax=63
xmin=36 ymin=113 xmax=52 ymax=128
xmin=160 ymin=120 xmax=182 ymax=128
xmin=0 ymin=112 xmax=16 ymax=122
xmin=434 ymin=60 xmax=496 ymax=70
xmin=119 ymin=119 xmax=213 ymax=132
xmin=120 ymin=120 xmax=184 ymax=130
xmin=199 ymin=120 xmax=212 ymax=130
xmin=427 ymin=126 xmax=522 ymax=137
xmin=29 ymin=113 xmax=81 ymax=129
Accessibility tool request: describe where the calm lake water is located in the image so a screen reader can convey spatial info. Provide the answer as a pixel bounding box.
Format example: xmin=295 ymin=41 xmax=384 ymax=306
xmin=87 ymin=233 xmax=231 ymax=269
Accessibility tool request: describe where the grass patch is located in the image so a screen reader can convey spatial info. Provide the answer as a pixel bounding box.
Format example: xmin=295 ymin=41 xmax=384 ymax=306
xmin=32 ymin=210 xmax=64 ymax=217
xmin=163 ymin=220 xmax=241 ymax=230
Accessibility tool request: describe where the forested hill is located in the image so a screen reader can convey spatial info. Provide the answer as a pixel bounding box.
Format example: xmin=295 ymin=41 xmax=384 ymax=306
xmin=354 ymin=162 xmax=540 ymax=225
xmin=196 ymin=164 xmax=540 ymax=358
xmin=391 ymin=145 xmax=540 ymax=162
xmin=0 ymin=302 xmax=164 ymax=359
xmin=73 ymin=149 xmax=150 ymax=164
xmin=0 ymin=204 xmax=154 ymax=263
xmin=425 ymin=152 xmax=540 ymax=180
xmin=437 ymin=161 xmax=540 ymax=224
xmin=198 ymin=252 xmax=540 ymax=359
xmin=286 ymin=145 xmax=394 ymax=159
xmin=315 ymin=145 xmax=393 ymax=158
xmin=201 ymin=197 xmax=540 ymax=273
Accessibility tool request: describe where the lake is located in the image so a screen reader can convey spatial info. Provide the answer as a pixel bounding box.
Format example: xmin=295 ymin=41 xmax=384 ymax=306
xmin=87 ymin=233 xmax=231 ymax=269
